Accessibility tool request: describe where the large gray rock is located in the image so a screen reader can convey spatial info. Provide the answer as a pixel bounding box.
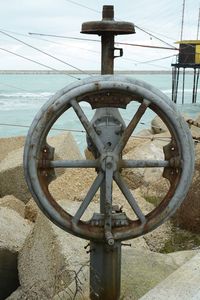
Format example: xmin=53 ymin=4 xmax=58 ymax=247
xmin=151 ymin=114 xmax=192 ymax=135
xmin=140 ymin=251 xmax=200 ymax=300
xmin=120 ymin=249 xmax=197 ymax=300
xmin=0 ymin=207 xmax=32 ymax=299
xmin=195 ymin=113 xmax=200 ymax=124
xmin=0 ymin=207 xmax=32 ymax=252
xmin=16 ymin=202 xmax=91 ymax=299
xmin=0 ymin=148 xmax=30 ymax=203
xmin=14 ymin=198 xmax=197 ymax=299
xmin=122 ymin=135 xmax=169 ymax=190
xmin=189 ymin=124 xmax=200 ymax=140
xmin=24 ymin=198 xmax=38 ymax=223
xmin=151 ymin=115 xmax=168 ymax=134
xmin=172 ymin=143 xmax=200 ymax=233
xmin=49 ymin=168 xmax=96 ymax=202
xmin=47 ymin=132 xmax=83 ymax=161
xmin=0 ymin=195 xmax=25 ymax=218
xmin=0 ymin=132 xmax=83 ymax=203
xmin=0 ymin=136 xmax=25 ymax=161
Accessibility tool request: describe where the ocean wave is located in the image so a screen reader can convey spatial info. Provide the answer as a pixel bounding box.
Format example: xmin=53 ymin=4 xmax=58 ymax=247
xmin=0 ymin=92 xmax=54 ymax=111
xmin=0 ymin=98 xmax=47 ymax=111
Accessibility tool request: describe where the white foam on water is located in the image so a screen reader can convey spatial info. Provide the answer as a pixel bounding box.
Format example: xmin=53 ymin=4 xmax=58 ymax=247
xmin=0 ymin=92 xmax=53 ymax=111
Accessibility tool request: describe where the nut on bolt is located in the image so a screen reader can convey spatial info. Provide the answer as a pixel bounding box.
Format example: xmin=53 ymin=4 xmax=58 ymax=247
xmin=105 ymin=231 xmax=114 ymax=246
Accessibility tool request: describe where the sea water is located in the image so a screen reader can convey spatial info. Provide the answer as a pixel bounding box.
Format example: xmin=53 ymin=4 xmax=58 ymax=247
xmin=0 ymin=72 xmax=200 ymax=151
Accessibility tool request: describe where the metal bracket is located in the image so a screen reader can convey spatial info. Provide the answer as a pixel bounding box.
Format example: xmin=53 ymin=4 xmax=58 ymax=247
xmin=114 ymin=47 xmax=123 ymax=58
xmin=77 ymin=90 xmax=137 ymax=109
xmin=90 ymin=212 xmax=129 ymax=227
xmin=38 ymin=143 xmax=56 ymax=184
xmin=163 ymin=140 xmax=181 ymax=184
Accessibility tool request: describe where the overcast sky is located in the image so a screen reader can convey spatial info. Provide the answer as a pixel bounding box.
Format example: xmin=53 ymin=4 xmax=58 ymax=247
xmin=0 ymin=0 xmax=199 ymax=71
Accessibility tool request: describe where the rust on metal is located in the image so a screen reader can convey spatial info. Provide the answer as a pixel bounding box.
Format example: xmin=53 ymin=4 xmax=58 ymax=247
xmin=81 ymin=5 xmax=135 ymax=35
xmin=81 ymin=5 xmax=135 ymax=75
xmin=163 ymin=140 xmax=181 ymax=184
xmin=38 ymin=143 xmax=56 ymax=184
xmin=77 ymin=90 xmax=140 ymax=109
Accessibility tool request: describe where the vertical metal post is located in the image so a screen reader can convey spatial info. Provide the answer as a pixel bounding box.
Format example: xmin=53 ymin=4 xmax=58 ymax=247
xmin=101 ymin=33 xmax=114 ymax=74
xmin=81 ymin=6 xmax=135 ymax=299
xmin=90 ymin=241 xmax=121 ymax=299
xmin=195 ymin=68 xmax=200 ymax=103
xmin=101 ymin=6 xmax=114 ymax=75
xmin=182 ymin=68 xmax=185 ymax=104
xmin=90 ymin=6 xmax=121 ymax=300
xmin=171 ymin=66 xmax=176 ymax=102
xmin=192 ymin=68 xmax=197 ymax=103
xmin=175 ymin=67 xmax=180 ymax=103
xmin=172 ymin=66 xmax=180 ymax=103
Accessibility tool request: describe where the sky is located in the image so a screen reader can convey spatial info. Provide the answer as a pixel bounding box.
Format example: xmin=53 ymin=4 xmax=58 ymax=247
xmin=0 ymin=0 xmax=199 ymax=71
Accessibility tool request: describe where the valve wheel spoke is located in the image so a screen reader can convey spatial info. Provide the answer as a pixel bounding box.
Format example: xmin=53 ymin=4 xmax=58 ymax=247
xmin=72 ymin=172 xmax=104 ymax=224
xmin=70 ymin=99 xmax=104 ymax=154
xmin=114 ymin=99 xmax=150 ymax=154
xmin=103 ymin=158 xmax=115 ymax=245
xmin=49 ymin=159 xmax=99 ymax=169
xmin=114 ymin=172 xmax=146 ymax=224
xmin=120 ymin=159 xmax=170 ymax=168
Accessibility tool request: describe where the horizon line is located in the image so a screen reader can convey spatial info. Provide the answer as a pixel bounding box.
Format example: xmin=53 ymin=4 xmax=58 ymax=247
xmin=0 ymin=69 xmax=188 ymax=75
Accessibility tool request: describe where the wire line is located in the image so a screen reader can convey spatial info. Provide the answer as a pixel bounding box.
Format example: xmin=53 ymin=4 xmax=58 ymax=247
xmin=0 ymin=30 xmax=88 ymax=76
xmin=63 ymin=0 xmax=177 ymax=49
xmin=64 ymin=0 xmax=100 ymax=14
xmin=29 ymin=32 xmax=177 ymax=51
xmin=1 ymin=121 xmax=199 ymax=143
xmin=0 ymin=123 xmax=85 ymax=133
xmin=0 ymin=47 xmax=80 ymax=80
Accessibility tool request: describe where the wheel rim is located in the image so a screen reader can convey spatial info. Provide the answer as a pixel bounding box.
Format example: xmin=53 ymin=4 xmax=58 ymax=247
xmin=24 ymin=75 xmax=195 ymax=241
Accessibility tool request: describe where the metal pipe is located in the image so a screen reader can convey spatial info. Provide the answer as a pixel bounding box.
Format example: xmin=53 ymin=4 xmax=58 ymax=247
xmin=182 ymin=68 xmax=185 ymax=104
xmin=49 ymin=160 xmax=98 ymax=168
xmin=171 ymin=66 xmax=176 ymax=102
xmin=194 ymin=68 xmax=200 ymax=103
xmin=101 ymin=6 xmax=115 ymax=74
xmin=192 ymin=68 xmax=197 ymax=103
xmin=101 ymin=33 xmax=114 ymax=74
xmin=90 ymin=241 xmax=121 ymax=300
xmin=91 ymin=6 xmax=122 ymax=299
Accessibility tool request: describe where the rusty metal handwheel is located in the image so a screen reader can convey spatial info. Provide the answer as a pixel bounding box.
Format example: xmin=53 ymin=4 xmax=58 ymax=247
xmin=24 ymin=75 xmax=195 ymax=242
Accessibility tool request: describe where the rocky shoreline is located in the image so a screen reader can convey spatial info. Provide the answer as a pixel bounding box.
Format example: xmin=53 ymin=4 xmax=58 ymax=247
xmin=0 ymin=114 xmax=200 ymax=299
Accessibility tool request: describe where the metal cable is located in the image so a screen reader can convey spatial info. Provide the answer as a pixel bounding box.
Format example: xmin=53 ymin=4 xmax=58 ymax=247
xmin=0 ymin=47 xmax=80 ymax=80
xmin=29 ymin=32 xmax=177 ymax=51
xmin=64 ymin=0 xmax=100 ymax=14
xmin=0 ymin=30 xmax=89 ymax=76
xmin=0 ymin=28 xmax=99 ymax=55
xmin=64 ymin=0 xmax=177 ymax=49
xmin=0 ymin=121 xmax=199 ymax=143
xmin=0 ymin=123 xmax=85 ymax=133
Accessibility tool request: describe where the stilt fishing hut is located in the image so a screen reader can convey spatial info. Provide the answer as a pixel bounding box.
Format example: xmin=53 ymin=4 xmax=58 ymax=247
xmin=171 ymin=40 xmax=200 ymax=103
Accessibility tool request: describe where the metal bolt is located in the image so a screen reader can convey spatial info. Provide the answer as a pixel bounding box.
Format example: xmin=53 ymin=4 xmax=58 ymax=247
xmin=84 ymin=243 xmax=90 ymax=249
xmin=106 ymin=161 xmax=113 ymax=169
xmin=108 ymin=238 xmax=114 ymax=246
xmin=122 ymin=243 xmax=131 ymax=247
